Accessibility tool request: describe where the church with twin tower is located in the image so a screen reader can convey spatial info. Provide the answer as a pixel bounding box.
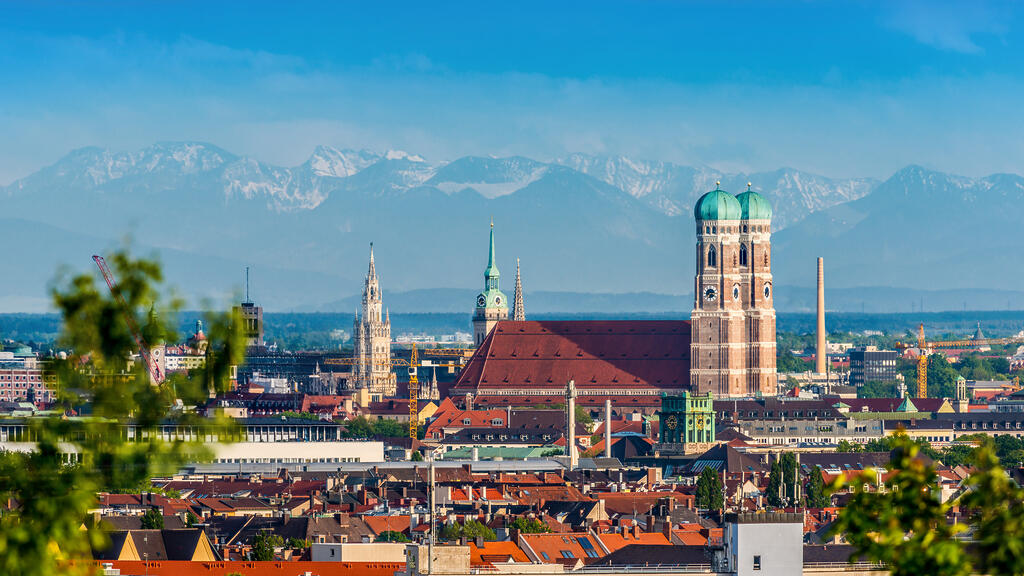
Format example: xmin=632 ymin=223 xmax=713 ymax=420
xmin=690 ymin=183 xmax=777 ymax=397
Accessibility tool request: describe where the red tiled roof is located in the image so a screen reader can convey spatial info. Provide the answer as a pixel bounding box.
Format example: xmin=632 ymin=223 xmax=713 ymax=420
xmin=451 ymin=320 xmax=690 ymax=395
xmin=363 ymin=515 xmax=412 ymax=535
xmin=89 ymin=561 xmax=402 ymax=576
xmin=598 ymin=532 xmax=671 ymax=552
xmin=470 ymin=541 xmax=531 ymax=566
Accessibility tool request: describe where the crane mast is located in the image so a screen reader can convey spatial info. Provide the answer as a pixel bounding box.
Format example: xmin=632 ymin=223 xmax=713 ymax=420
xmin=92 ymin=255 xmax=164 ymax=384
xmin=408 ymin=344 xmax=419 ymax=439
xmin=916 ymin=323 xmax=927 ymax=398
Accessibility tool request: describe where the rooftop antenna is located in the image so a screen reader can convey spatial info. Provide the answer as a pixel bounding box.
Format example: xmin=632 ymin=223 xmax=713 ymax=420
xmin=245 ymin=266 xmax=252 ymax=304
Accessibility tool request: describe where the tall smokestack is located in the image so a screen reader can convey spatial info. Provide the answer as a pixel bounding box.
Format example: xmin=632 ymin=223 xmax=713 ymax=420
xmin=816 ymin=257 xmax=827 ymax=375
xmin=566 ymin=380 xmax=577 ymax=470
xmin=604 ymin=399 xmax=612 ymax=459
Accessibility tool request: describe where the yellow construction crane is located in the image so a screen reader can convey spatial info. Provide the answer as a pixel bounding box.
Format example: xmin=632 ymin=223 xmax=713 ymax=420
xmin=408 ymin=344 xmax=419 ymax=439
xmin=420 ymin=348 xmax=475 ymax=357
xmin=898 ymin=323 xmax=1024 ymax=398
xmin=324 ymin=348 xmax=461 ymax=439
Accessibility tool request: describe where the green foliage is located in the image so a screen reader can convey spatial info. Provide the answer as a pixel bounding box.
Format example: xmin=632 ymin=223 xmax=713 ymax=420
xmin=185 ymin=511 xmax=199 ymax=527
xmin=574 ymin=406 xmax=593 ymax=429
xmin=901 ymin=354 xmax=961 ymax=398
xmin=829 ymin=436 xmax=970 ymax=576
xmin=862 ymin=434 xmax=940 ymax=461
xmin=279 ymin=411 xmax=321 ymax=421
xmin=0 ymin=249 xmax=244 ymax=576
xmin=959 ymin=441 xmax=1024 ymax=576
xmin=777 ymin=350 xmax=812 ymax=373
xmin=540 ymin=448 xmax=563 ymax=457
xmin=695 ymin=466 xmax=723 ymax=510
xmin=342 ymin=416 xmax=407 ymax=439
xmin=509 ymin=516 xmax=551 ymax=534
xmin=343 ymin=416 xmax=374 ymax=438
xmin=250 ymin=530 xmax=284 ymax=561
xmin=439 ymin=519 xmax=496 ymax=542
xmin=410 ymin=450 xmax=424 ymax=462
xmin=372 ymin=418 xmax=406 ymax=438
xmin=140 ymin=507 xmax=164 ymax=529
xmin=992 ymin=435 xmax=1024 ymax=469
xmin=375 ymin=531 xmax=410 ymax=543
xmin=766 ymin=453 xmax=799 ymax=507
xmin=286 ymin=537 xmax=311 ymax=549
xmin=957 ymin=354 xmax=1012 ymax=382
xmin=858 ymin=380 xmax=897 ymax=398
xmin=939 ymin=444 xmax=975 ymax=468
xmin=804 ymin=466 xmax=830 ymax=508
xmin=837 ymin=440 xmax=863 ymax=453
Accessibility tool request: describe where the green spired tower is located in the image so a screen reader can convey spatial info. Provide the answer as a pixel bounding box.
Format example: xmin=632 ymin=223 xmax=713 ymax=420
xmin=658 ymin=391 xmax=715 ymax=454
xmin=473 ymin=219 xmax=509 ymax=346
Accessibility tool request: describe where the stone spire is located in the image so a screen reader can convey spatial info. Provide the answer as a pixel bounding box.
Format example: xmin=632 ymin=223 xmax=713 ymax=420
xmin=353 ymin=245 xmax=396 ymax=398
xmin=473 ymin=219 xmax=509 ymax=346
xmin=368 ymin=241 xmax=377 ymax=279
xmin=512 ymin=258 xmax=525 ymax=321
xmin=484 ymin=218 xmax=500 ymax=288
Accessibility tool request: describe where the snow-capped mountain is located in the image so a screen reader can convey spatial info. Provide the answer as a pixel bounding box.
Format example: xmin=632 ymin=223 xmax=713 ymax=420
xmin=557 ymin=154 xmax=876 ymax=228
xmin=2 ymin=142 xmax=1020 ymax=313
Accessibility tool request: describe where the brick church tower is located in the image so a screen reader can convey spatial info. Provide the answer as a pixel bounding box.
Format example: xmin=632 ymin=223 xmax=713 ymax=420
xmin=690 ymin=183 xmax=777 ymax=397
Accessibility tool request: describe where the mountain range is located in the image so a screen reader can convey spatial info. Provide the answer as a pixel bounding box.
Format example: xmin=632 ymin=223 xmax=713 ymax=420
xmin=2 ymin=142 xmax=1021 ymax=314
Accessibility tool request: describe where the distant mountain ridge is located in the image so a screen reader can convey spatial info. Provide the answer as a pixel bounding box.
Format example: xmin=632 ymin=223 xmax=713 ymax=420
xmin=1 ymin=143 xmax=1021 ymax=313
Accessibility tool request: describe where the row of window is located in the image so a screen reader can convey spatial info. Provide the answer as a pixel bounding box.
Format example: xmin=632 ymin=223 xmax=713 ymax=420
xmin=701 ymin=224 xmax=769 ymax=234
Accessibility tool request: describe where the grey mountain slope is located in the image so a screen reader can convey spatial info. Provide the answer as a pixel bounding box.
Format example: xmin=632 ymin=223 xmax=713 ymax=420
xmin=558 ymin=154 xmax=876 ymax=229
xmin=2 ymin=143 xmax=1021 ymax=313
xmin=773 ymin=165 xmax=1024 ymax=291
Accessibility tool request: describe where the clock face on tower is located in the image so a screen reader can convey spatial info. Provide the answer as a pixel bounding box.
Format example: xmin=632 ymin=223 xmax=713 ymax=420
xmin=665 ymin=415 xmax=678 ymax=430
xmin=494 ymin=296 xmax=502 ymax=305
xmin=477 ymin=295 xmax=486 ymax=307
xmin=703 ymin=287 xmax=718 ymax=302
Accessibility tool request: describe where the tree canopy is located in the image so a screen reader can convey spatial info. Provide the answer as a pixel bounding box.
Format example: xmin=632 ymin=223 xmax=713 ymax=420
xmin=0 ymin=249 xmax=243 ymax=576
xmin=830 ymin=437 xmax=1024 ymax=576
xmin=696 ymin=466 xmax=724 ymax=510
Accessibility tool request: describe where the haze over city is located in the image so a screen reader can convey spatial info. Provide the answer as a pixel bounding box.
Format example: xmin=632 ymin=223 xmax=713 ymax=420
xmin=4 ymin=3 xmax=1024 ymax=576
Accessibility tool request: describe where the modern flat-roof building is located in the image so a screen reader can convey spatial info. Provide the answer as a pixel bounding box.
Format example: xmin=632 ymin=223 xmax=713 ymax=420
xmin=849 ymin=346 xmax=898 ymax=388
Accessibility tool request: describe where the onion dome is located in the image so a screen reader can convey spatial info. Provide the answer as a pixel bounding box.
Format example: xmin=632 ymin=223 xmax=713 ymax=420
xmin=736 ymin=185 xmax=773 ymax=220
xmin=694 ymin=183 xmax=742 ymax=221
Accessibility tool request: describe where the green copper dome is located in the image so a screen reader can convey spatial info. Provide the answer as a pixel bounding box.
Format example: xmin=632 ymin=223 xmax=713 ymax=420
xmin=736 ymin=189 xmax=773 ymax=220
xmin=693 ymin=189 xmax=742 ymax=221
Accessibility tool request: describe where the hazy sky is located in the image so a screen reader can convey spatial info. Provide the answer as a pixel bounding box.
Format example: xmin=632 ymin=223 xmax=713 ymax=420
xmin=2 ymin=0 xmax=1023 ymax=184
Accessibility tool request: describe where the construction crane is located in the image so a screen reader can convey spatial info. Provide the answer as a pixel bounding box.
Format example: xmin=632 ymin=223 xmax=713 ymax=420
xmin=420 ymin=348 xmax=475 ymax=358
xmin=897 ymin=323 xmax=1024 ymax=398
xmin=323 ymin=349 xmax=460 ymax=439
xmin=408 ymin=344 xmax=419 ymax=439
xmin=92 ymin=255 xmax=164 ymax=384
xmin=323 ymin=357 xmax=410 ymax=368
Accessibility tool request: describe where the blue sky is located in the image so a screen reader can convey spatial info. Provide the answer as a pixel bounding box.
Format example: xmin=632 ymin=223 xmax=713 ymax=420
xmin=1 ymin=0 xmax=1022 ymax=183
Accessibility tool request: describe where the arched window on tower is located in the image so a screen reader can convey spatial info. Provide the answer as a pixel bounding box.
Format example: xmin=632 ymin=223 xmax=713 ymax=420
xmin=707 ymin=245 xmax=717 ymax=268
xmin=739 ymin=244 xmax=748 ymax=267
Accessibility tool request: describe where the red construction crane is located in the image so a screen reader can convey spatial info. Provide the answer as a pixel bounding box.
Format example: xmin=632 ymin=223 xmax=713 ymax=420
xmin=92 ymin=255 xmax=164 ymax=383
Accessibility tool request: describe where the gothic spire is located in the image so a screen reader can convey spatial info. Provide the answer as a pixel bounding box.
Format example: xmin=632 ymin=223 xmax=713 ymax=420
xmin=484 ymin=218 xmax=499 ymax=283
xmin=512 ymin=258 xmax=525 ymax=321
xmin=367 ymin=242 xmax=377 ymax=280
